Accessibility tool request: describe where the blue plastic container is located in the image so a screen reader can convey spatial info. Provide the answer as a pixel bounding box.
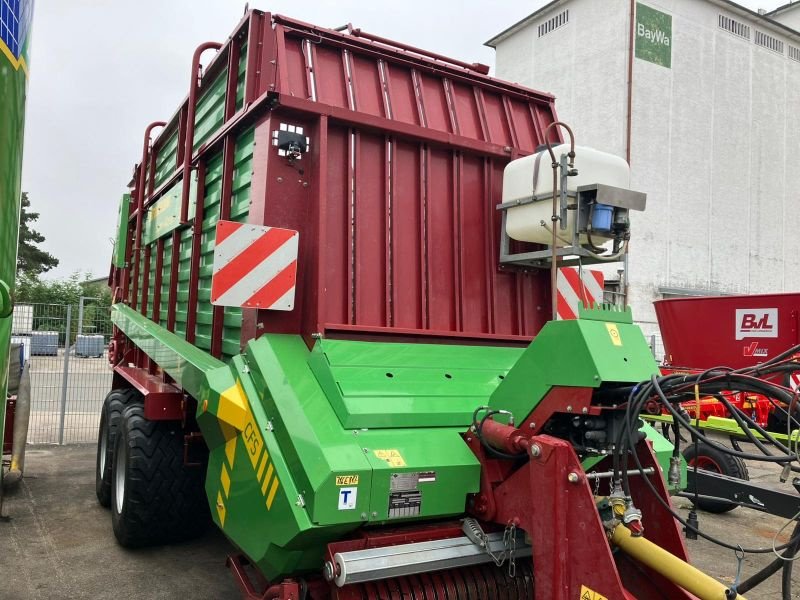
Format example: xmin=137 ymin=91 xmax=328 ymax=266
xmin=591 ymin=204 xmax=614 ymax=232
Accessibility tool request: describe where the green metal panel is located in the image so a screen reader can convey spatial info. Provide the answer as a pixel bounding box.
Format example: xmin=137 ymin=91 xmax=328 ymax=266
xmin=153 ymin=128 xmax=179 ymax=190
xmin=195 ymin=127 xmax=254 ymax=357
xmin=0 ymin=1 xmax=32 ymax=453
xmin=159 ymin=235 xmax=172 ymax=328
xmin=490 ymin=305 xmax=660 ymax=422
xmin=112 ymin=194 xmax=130 ymax=268
xmin=194 ymin=69 xmax=228 ymax=151
xmin=111 ymin=303 xmax=224 ymax=398
xmin=309 ymin=338 xmax=524 ymax=429
xmin=142 ymin=177 xmax=197 ymax=246
xmin=236 ymin=43 xmax=248 ymax=111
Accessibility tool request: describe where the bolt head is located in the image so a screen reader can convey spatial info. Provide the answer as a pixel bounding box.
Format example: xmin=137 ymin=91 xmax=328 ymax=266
xmin=581 ymin=407 xmax=588 ymax=414
xmin=566 ymin=405 xmax=573 ymax=412
xmin=529 ymin=443 xmax=542 ymax=457
xmin=529 ymin=422 xmax=536 ymax=429
xmin=323 ymin=561 xmax=335 ymax=581
xmin=567 ymin=472 xmax=580 ymax=484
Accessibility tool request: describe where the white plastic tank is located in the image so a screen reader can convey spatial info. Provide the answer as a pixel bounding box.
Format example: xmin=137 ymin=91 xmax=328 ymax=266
xmin=503 ymin=144 xmax=631 ymax=246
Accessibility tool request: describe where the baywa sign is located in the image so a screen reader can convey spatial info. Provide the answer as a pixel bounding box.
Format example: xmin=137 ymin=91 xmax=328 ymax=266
xmin=636 ymin=3 xmax=672 ymax=68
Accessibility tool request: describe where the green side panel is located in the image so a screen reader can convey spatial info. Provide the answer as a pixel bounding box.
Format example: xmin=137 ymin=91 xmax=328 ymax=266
xmin=110 ymin=303 xmax=224 ymax=398
xmin=195 ymin=152 xmax=223 ymax=352
xmin=195 ymin=127 xmax=255 ymax=357
xmin=0 ymin=1 xmax=33 ymax=452
xmin=191 ymin=335 xmax=484 ymax=579
xmin=146 ymin=243 xmax=156 ymax=317
xmin=236 ymin=43 xmax=248 ymax=111
xmin=490 ymin=305 xmax=660 ymax=421
xmin=142 ymin=177 xmax=197 ymax=246
xmin=112 ymin=194 xmax=130 ymax=268
xmin=159 ymin=235 xmax=173 ymax=328
xmin=173 ymin=227 xmax=193 ymax=338
xmin=194 ymin=69 xmax=228 ymax=151
xmin=154 ymin=128 xmax=179 ymax=190
xmin=309 ymin=339 xmax=524 ymax=429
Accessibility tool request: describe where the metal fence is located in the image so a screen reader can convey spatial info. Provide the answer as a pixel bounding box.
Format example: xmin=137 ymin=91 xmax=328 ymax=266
xmin=11 ymin=300 xmax=112 ymax=444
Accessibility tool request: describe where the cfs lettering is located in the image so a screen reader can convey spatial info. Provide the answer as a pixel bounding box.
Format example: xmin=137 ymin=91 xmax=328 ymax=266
xmin=244 ymin=422 xmax=261 ymax=456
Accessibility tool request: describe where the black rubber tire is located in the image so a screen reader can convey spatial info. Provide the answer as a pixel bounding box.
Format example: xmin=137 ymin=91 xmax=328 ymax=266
xmin=111 ymin=404 xmax=209 ymax=547
xmin=95 ymin=388 xmax=141 ymax=507
xmin=683 ymin=441 xmax=749 ymax=514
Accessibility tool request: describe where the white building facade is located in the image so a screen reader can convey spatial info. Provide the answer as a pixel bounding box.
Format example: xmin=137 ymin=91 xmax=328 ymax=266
xmin=489 ymin=0 xmax=800 ymax=342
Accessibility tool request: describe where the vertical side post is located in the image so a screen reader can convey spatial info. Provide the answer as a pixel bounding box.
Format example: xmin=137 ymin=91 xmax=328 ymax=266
xmin=58 ymin=305 xmax=72 ymax=445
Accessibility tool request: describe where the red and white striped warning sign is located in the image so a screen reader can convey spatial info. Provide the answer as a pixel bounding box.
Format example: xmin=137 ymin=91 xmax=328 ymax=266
xmin=211 ymin=221 xmax=299 ymax=311
xmin=556 ymin=268 xmax=605 ymax=320
xmin=789 ymin=372 xmax=800 ymax=393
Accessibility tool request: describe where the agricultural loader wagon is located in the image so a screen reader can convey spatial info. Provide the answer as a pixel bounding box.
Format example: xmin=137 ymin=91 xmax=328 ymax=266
xmin=99 ymin=10 xmax=776 ymax=600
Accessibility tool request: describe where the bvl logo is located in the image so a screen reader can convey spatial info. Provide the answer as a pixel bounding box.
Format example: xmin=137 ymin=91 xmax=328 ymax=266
xmin=735 ymin=308 xmax=778 ymax=340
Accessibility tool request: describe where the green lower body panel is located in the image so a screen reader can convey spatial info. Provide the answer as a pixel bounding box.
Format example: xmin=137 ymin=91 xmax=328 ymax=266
xmin=196 ymin=334 xmax=484 ymax=579
xmin=110 ymin=304 xmax=682 ymax=580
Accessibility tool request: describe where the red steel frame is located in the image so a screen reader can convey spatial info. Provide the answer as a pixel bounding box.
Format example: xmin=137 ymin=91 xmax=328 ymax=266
xmin=112 ymin=10 xmax=563 ymax=377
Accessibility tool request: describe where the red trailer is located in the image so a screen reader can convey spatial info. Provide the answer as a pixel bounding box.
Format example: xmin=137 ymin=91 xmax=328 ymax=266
xmin=654 ymin=294 xmax=800 ymax=432
xmin=655 ymin=293 xmax=800 ymax=370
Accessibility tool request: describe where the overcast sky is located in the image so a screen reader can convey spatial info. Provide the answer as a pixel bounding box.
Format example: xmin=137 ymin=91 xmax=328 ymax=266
xmin=21 ymin=0 xmax=786 ymax=280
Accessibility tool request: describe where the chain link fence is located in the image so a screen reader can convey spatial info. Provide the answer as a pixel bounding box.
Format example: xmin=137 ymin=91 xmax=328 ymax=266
xmin=11 ymin=300 xmax=112 ymax=444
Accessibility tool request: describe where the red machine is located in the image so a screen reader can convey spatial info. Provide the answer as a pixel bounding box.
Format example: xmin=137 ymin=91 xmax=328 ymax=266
xmin=655 ymin=294 xmax=800 ymax=430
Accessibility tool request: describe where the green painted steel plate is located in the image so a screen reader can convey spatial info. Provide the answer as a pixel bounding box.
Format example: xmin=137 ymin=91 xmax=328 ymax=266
xmin=309 ymin=338 xmax=524 ymax=429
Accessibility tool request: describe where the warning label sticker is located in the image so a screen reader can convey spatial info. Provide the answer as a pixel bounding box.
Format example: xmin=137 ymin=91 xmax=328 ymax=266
xmin=335 ymin=475 xmax=359 ymax=486
xmin=580 ymin=585 xmax=608 ymax=600
xmin=374 ymin=449 xmax=406 ymax=467
xmin=605 ymin=323 xmax=623 ymax=347
xmin=388 ymin=491 xmax=421 ymax=519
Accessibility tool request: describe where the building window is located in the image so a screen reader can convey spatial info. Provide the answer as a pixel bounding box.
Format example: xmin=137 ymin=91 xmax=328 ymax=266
xmin=790 ymin=45 xmax=800 ymax=62
xmin=755 ymin=30 xmax=784 ymax=54
xmin=718 ymin=14 xmax=750 ymax=39
xmin=538 ymin=9 xmax=569 ymax=38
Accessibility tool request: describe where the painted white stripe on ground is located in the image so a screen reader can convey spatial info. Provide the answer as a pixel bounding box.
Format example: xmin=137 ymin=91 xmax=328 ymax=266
xmin=213 ymin=235 xmax=299 ymax=307
xmin=213 ymin=225 xmax=272 ymax=273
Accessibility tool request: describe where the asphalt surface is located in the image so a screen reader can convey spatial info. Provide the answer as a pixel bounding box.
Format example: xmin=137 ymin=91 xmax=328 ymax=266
xmin=1 ymin=444 xmax=798 ymax=599
xmin=1 ymin=445 xmax=239 ymax=600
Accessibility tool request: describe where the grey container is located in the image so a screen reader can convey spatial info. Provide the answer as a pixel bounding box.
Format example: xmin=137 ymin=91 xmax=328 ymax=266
xmin=30 ymin=331 xmax=59 ymax=356
xmin=76 ymin=334 xmax=105 ymax=358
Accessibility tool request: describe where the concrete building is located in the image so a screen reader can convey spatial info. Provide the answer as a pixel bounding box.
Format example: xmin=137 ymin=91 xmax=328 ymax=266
xmin=487 ymin=0 xmax=800 ymax=347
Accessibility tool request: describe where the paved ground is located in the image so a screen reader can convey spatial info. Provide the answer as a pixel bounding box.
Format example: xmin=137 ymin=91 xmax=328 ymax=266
xmin=1 ymin=444 xmax=798 ymax=599
xmin=1 ymin=445 xmax=238 ymax=600
xmin=26 ymin=351 xmax=111 ymax=444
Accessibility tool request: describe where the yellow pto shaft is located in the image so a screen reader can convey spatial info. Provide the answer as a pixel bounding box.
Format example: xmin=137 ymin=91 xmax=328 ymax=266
xmin=611 ymin=524 xmax=746 ymax=600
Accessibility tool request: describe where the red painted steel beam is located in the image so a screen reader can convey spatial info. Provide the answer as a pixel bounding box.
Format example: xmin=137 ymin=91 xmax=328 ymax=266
xmin=272 ymin=14 xmax=553 ymax=103
xmin=180 ymin=42 xmax=223 ymax=224
xmin=185 ymin=161 xmax=207 ymax=344
xmin=113 ymin=366 xmax=183 ymax=421
xmin=131 ymin=121 xmax=166 ymax=310
xmin=347 ymin=24 xmax=491 ymax=74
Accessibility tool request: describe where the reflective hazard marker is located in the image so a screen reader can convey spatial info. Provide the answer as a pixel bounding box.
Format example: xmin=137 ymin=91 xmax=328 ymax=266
xmin=556 ymin=268 xmax=604 ymax=320
xmin=211 ymin=221 xmax=299 ymax=310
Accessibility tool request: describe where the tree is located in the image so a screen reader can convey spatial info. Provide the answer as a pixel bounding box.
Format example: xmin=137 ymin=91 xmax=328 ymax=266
xmin=16 ymin=192 xmax=59 ymax=277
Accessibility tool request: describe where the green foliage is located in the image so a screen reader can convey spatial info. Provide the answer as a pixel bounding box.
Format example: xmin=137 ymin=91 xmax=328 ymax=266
xmin=15 ymin=272 xmax=112 ymax=345
xmin=16 ymin=192 xmax=59 ymax=277
xmin=15 ymin=271 xmax=109 ymax=306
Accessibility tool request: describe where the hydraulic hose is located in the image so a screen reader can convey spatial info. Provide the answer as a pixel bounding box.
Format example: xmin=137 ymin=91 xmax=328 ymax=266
xmin=4 ymin=360 xmax=31 ymax=487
